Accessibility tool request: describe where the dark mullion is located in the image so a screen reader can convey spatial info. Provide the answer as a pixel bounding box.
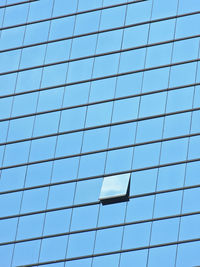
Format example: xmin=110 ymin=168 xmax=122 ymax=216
xmin=1 ymin=172 xmax=200 ymax=221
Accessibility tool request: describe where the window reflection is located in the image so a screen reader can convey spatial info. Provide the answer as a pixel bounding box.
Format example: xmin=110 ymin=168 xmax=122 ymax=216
xmin=99 ymin=173 xmax=130 ymax=204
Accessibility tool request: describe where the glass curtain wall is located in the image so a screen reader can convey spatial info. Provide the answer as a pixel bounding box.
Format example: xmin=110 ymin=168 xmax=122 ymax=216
xmin=0 ymin=0 xmax=200 ymax=266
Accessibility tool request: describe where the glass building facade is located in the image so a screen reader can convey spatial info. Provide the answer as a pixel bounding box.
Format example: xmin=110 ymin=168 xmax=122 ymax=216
xmin=0 ymin=0 xmax=200 ymax=266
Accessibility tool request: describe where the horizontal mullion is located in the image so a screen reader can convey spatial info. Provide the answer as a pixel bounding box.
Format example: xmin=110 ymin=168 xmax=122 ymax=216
xmin=0 ymin=210 xmax=199 ymax=246
xmin=0 ymin=81 xmax=199 ymax=124
xmin=17 ymin=237 xmax=200 ymax=266
xmin=0 ymin=107 xmax=200 ymax=171
xmin=0 ymin=0 xmax=38 ymax=9
xmin=0 ymin=82 xmax=198 ymax=146
xmin=0 ymin=59 xmax=199 ymax=98
xmin=0 ymin=0 xmax=146 ymax=30
xmin=0 ymin=132 xmax=200 ymax=195
xmin=0 ymin=10 xmax=199 ymax=54
xmin=1 ymin=158 xmax=200 ymax=221
xmin=1 ymin=34 xmax=200 ymax=76
xmin=1 ymin=43 xmax=200 ymax=79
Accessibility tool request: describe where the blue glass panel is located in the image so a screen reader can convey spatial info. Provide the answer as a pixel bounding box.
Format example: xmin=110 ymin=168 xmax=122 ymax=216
xmin=150 ymin=218 xmax=179 ymax=245
xmin=93 ymin=254 xmax=120 ymax=267
xmin=82 ymin=127 xmax=109 ymax=152
xmin=20 ymin=45 xmax=46 ymax=68
xmin=98 ymin=201 xmax=126 ymax=226
xmin=55 ymin=132 xmax=83 ymax=157
xmin=29 ymin=137 xmax=57 ymax=162
xmin=120 ymin=250 xmax=148 ymax=267
xmin=148 ymin=245 xmax=176 ymax=267
xmin=116 ymin=73 xmax=143 ymax=98
xmin=52 ymin=157 xmax=79 ymax=183
xmin=17 ymin=213 xmax=45 ymax=239
xmin=157 ymin=164 xmax=185 ymax=191
xmin=4 ymin=4 xmax=29 ymax=26
xmin=21 ymin=187 xmax=48 ymax=213
xmin=152 ymin=0 xmax=178 ymax=18
xmin=122 ymin=223 xmax=151 ymax=249
xmin=179 ymin=214 xmax=200 ymax=240
xmin=0 ymin=244 xmax=13 ymax=266
xmin=0 ymin=166 xmax=26 ymax=191
xmin=182 ymin=188 xmax=200 ymax=213
xmin=130 ymin=169 xmax=157 ymax=195
xmin=94 ymin=227 xmax=123 ymax=253
xmin=105 ymin=147 xmax=133 ymax=173
xmin=53 ymin=0 xmax=78 ymax=16
xmin=153 ymin=191 xmax=182 ymax=217
xmin=39 ymin=236 xmax=68 ymax=262
xmin=35 ymin=106 xmax=63 ymax=139
xmin=28 ymin=0 xmax=54 ymax=21
xmin=25 ymin=161 xmax=53 ymax=187
xmin=97 ymin=30 xmax=123 ymax=53
xmin=63 ymin=83 xmax=90 ymax=107
xmin=24 ymin=22 xmax=50 ymax=45
xmin=12 ymin=240 xmax=40 ymax=266
xmin=176 ymin=241 xmax=200 ymax=267
xmin=126 ymin=196 xmax=154 ymax=222
xmin=45 ymin=41 xmax=71 ymax=64
xmin=100 ymin=5 xmax=126 ymax=30
xmin=8 ymin=117 xmax=34 ymax=141
xmin=74 ymin=178 xmax=102 ymax=204
xmin=43 ymin=209 xmax=71 ymax=235
xmin=89 ymin=78 xmax=116 ymax=102
xmin=112 ymin=97 xmax=139 ymax=122
xmin=0 ymin=218 xmax=18 ymax=242
xmin=78 ymin=152 xmax=106 ymax=178
xmin=133 ymin=143 xmax=160 ymax=169
xmin=149 ymin=19 xmax=176 ymax=43
xmin=47 ymin=183 xmax=75 ymax=209
xmin=67 ymin=232 xmax=95 ymax=257
xmin=71 ymin=205 xmax=99 ymax=230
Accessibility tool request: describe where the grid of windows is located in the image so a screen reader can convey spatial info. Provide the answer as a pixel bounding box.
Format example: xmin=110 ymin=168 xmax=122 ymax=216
xmin=0 ymin=0 xmax=200 ymax=266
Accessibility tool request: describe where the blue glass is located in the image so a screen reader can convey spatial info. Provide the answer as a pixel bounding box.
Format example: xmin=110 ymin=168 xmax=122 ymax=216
xmin=4 ymin=3 xmax=29 ymax=26
xmin=47 ymin=183 xmax=75 ymax=209
xmin=153 ymin=191 xmax=182 ymax=217
xmin=0 ymin=166 xmax=26 ymax=191
xmin=152 ymin=0 xmax=178 ymax=18
xmin=71 ymin=205 xmax=99 ymax=230
xmin=150 ymin=218 xmax=179 ymax=245
xmin=98 ymin=201 xmax=126 ymax=226
xmin=67 ymin=231 xmax=95 ymax=257
xmin=94 ymin=227 xmax=123 ymax=253
xmin=176 ymin=241 xmax=200 ymax=267
xmin=0 ymin=244 xmax=13 ymax=266
xmin=43 ymin=209 xmax=71 ymax=235
xmin=148 ymin=245 xmax=176 ymax=267
xmin=12 ymin=240 xmax=40 ymax=266
xmin=122 ymin=223 xmax=151 ymax=249
xmin=100 ymin=5 xmax=126 ymax=30
xmin=92 ymin=254 xmax=120 ymax=267
xmin=126 ymin=195 xmax=154 ymax=222
xmin=17 ymin=213 xmax=44 ymax=239
xmin=0 ymin=218 xmax=17 ymax=242
xmin=74 ymin=178 xmax=102 ymax=204
xmin=120 ymin=250 xmax=148 ymax=267
xmin=39 ymin=236 xmax=68 ymax=262
xmin=78 ymin=152 xmax=106 ymax=178
xmin=21 ymin=187 xmax=48 ymax=213
xmin=25 ymin=161 xmax=53 ymax=187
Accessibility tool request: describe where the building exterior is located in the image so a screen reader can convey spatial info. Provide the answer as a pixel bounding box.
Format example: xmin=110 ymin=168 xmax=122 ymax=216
xmin=0 ymin=0 xmax=200 ymax=266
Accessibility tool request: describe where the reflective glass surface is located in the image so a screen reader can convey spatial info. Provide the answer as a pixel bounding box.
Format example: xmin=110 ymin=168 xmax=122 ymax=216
xmin=0 ymin=0 xmax=200 ymax=266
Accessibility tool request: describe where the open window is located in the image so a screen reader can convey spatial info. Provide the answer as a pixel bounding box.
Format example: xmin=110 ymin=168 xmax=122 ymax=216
xmin=99 ymin=173 xmax=131 ymax=205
